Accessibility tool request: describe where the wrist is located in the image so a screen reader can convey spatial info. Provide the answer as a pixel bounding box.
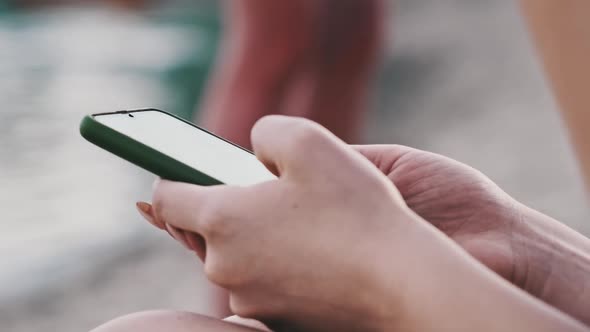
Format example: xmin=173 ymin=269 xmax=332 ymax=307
xmin=360 ymin=210 xmax=466 ymax=331
xmin=369 ymin=210 xmax=586 ymax=331
xmin=510 ymin=203 xmax=590 ymax=324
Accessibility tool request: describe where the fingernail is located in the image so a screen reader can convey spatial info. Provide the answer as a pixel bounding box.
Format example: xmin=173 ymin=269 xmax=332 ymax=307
xmin=136 ymin=202 xmax=164 ymax=230
xmin=166 ymin=223 xmax=191 ymax=250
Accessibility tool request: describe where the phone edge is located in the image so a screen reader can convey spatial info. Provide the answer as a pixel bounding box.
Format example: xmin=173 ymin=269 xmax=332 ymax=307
xmin=93 ymin=108 xmax=255 ymax=155
xmin=79 ymin=115 xmax=223 ymax=186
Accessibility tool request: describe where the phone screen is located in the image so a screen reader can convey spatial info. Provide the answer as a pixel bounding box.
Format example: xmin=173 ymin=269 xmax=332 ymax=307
xmin=94 ymin=110 xmax=275 ymax=186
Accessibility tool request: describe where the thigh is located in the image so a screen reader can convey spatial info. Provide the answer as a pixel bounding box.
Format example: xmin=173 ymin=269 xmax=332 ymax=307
xmin=91 ymin=311 xmax=269 ymax=332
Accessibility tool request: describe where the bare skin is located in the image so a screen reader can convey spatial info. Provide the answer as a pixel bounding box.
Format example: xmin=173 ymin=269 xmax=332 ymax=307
xmin=132 ymin=143 xmax=590 ymax=328
xmin=113 ymin=116 xmax=586 ymax=332
xmin=199 ymin=0 xmax=384 ymax=314
xmin=355 ymin=144 xmax=590 ymax=325
xmin=124 ymin=138 xmax=590 ymax=331
xmin=92 ymin=1 xmax=590 ymax=331
xmin=520 ymin=0 xmax=590 ymax=189
xmin=199 ymin=0 xmax=384 ymax=147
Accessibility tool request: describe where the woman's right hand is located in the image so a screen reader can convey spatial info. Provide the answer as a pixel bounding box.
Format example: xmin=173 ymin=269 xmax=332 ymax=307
xmin=139 ymin=116 xmax=584 ymax=331
xmin=142 ymin=116 xmax=423 ymax=331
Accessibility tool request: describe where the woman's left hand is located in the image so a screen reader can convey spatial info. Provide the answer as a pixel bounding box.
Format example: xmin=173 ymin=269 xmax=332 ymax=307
xmin=137 ymin=116 xmax=421 ymax=331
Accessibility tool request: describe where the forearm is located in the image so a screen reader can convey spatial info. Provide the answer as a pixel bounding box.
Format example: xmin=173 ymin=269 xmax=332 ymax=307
xmin=519 ymin=0 xmax=590 ymax=189
xmin=377 ymin=214 xmax=587 ymax=331
xmin=512 ymin=203 xmax=590 ymax=325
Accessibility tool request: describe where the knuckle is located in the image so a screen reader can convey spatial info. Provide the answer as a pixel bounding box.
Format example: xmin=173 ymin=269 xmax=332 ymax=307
xmin=287 ymin=120 xmax=325 ymax=152
xmin=254 ymin=115 xmax=327 ymax=151
xmin=197 ymin=198 xmax=226 ymax=237
xmin=203 ymin=260 xmax=222 ymax=285
xmin=251 ymin=115 xmax=281 ymax=143
xmin=204 ymin=259 xmax=236 ymax=288
xmin=204 ymin=250 xmax=252 ymax=289
xmin=252 ymin=114 xmax=277 ymax=131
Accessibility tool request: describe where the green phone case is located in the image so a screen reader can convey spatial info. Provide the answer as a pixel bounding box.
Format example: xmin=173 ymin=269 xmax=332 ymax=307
xmin=79 ymin=109 xmax=223 ymax=186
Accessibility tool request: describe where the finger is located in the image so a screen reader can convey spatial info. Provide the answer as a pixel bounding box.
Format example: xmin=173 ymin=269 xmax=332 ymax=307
xmin=152 ymin=180 xmax=267 ymax=240
xmin=165 ymin=223 xmax=191 ymax=250
xmin=167 ymin=226 xmax=206 ymax=261
xmin=351 ymin=144 xmax=416 ymax=173
xmin=185 ymin=231 xmax=207 ymax=261
xmin=151 ymin=180 xmax=216 ymax=236
xmin=136 ymin=201 xmax=178 ymax=240
xmin=136 ymin=192 xmax=211 ymax=260
xmin=136 ymin=201 xmax=165 ymax=230
xmin=250 ymin=115 xmax=353 ymax=178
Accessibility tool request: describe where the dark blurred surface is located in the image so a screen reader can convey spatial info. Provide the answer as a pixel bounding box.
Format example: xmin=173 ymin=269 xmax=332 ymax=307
xmin=1 ymin=1 xmax=588 ymax=331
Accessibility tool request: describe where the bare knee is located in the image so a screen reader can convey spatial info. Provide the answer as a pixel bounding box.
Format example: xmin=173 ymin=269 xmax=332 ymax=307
xmin=90 ymin=310 xmax=265 ymax=332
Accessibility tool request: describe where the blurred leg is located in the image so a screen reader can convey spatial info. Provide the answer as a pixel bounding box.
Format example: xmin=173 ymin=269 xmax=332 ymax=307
xmin=198 ymin=0 xmax=385 ymax=147
xmin=198 ymin=1 xmax=310 ymax=147
xmin=280 ymin=0 xmax=385 ymax=143
xmin=91 ymin=311 xmax=269 ymax=332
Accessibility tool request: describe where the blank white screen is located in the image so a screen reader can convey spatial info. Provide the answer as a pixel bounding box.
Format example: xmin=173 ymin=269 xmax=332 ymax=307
xmin=95 ymin=110 xmax=276 ymax=186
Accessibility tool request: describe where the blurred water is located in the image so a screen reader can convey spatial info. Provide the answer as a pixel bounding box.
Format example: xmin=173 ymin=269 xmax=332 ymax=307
xmin=0 ymin=6 xmax=216 ymax=300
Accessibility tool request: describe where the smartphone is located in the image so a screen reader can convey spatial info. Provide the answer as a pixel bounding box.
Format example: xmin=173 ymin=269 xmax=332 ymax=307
xmin=79 ymin=109 xmax=276 ymax=186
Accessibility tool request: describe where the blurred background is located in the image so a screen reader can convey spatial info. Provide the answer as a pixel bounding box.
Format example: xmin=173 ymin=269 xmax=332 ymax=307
xmin=1 ymin=1 xmax=588 ymax=331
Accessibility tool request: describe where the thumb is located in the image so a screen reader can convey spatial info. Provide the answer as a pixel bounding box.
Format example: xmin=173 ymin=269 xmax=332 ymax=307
xmin=250 ymin=115 xmax=354 ymax=179
xmin=351 ymin=144 xmax=416 ymax=174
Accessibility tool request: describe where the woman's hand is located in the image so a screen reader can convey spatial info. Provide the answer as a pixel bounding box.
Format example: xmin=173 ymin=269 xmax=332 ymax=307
xmin=137 ymin=117 xmax=586 ymax=331
xmin=355 ymin=145 xmax=590 ymax=325
xmin=354 ymin=145 xmax=521 ymax=281
xmin=143 ymin=116 xmax=415 ymax=331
